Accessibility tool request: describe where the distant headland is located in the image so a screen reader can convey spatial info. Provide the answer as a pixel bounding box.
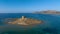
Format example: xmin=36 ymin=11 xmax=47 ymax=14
xmin=33 ymin=10 xmax=60 ymax=14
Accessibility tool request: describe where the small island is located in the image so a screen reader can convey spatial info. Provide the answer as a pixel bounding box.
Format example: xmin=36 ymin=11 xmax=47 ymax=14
xmin=8 ymin=16 xmax=42 ymax=25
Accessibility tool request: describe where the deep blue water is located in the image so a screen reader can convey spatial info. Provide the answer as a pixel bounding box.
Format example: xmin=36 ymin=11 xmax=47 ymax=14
xmin=0 ymin=13 xmax=60 ymax=34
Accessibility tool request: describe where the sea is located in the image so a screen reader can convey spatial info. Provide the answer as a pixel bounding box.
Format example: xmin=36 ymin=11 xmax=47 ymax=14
xmin=0 ymin=13 xmax=60 ymax=34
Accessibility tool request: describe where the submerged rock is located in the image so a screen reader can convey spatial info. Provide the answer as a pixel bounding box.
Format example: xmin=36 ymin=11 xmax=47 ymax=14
xmin=8 ymin=16 xmax=43 ymax=25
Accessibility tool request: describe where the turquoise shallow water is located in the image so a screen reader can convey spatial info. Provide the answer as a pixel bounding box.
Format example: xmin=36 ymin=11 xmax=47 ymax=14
xmin=0 ymin=13 xmax=60 ymax=34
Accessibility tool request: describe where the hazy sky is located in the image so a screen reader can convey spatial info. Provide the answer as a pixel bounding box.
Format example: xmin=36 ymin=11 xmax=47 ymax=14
xmin=0 ymin=0 xmax=60 ymax=13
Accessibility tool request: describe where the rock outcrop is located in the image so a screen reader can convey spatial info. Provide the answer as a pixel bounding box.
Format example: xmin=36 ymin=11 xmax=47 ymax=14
xmin=8 ymin=16 xmax=42 ymax=25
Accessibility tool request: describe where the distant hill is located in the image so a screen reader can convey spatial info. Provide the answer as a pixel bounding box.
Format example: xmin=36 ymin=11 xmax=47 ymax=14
xmin=34 ymin=10 xmax=60 ymax=14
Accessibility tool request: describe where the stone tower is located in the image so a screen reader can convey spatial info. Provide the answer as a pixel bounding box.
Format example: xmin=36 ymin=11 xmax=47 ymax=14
xmin=22 ymin=16 xmax=25 ymax=20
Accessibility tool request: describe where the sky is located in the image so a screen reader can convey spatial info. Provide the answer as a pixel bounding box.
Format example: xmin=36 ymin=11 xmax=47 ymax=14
xmin=0 ymin=0 xmax=60 ymax=13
